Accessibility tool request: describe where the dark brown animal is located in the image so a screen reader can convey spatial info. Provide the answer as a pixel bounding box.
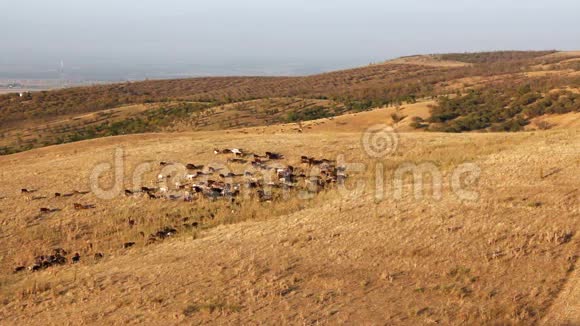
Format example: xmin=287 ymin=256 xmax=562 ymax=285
xmin=266 ymin=152 xmax=284 ymax=160
xmin=186 ymin=164 xmax=204 ymax=170
xmin=227 ymin=158 xmax=247 ymax=164
xmin=123 ymin=242 xmax=136 ymax=249
xmin=147 ymin=193 xmax=158 ymax=199
xmin=13 ymin=266 xmax=25 ymax=274
xmin=72 ymin=253 xmax=81 ymax=264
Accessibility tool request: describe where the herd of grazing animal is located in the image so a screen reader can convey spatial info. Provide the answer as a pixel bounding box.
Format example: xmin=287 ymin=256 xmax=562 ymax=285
xmin=138 ymin=148 xmax=347 ymax=203
xmin=12 ymin=248 xmax=92 ymax=274
xmin=10 ymin=147 xmax=346 ymax=275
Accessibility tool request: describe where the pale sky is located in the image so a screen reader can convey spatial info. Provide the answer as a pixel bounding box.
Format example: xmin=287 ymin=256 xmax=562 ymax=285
xmin=1 ymin=0 xmax=578 ymax=79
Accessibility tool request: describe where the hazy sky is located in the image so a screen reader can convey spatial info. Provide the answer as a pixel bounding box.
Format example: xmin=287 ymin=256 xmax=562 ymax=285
xmin=1 ymin=0 xmax=579 ymax=78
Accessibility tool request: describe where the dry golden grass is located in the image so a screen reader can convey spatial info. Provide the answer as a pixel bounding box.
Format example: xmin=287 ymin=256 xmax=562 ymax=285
xmin=527 ymin=112 xmax=580 ymax=130
xmin=0 ymin=127 xmax=578 ymax=324
xmin=236 ymin=100 xmax=434 ymax=135
xmin=387 ymin=55 xmax=471 ymax=68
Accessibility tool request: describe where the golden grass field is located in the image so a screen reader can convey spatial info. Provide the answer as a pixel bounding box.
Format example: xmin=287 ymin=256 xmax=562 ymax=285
xmin=0 ymin=121 xmax=578 ymax=324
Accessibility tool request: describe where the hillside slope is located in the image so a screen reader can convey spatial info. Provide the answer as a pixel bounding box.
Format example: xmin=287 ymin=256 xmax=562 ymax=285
xmin=0 ymin=128 xmax=577 ymax=324
xmin=2 ymin=50 xmax=579 ymax=155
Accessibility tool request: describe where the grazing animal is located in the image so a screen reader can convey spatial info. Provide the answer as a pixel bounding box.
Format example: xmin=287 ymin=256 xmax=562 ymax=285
xmin=228 ymin=158 xmax=247 ymax=164
xmin=214 ymin=148 xmax=226 ymax=154
xmin=231 ymin=148 xmax=244 ymax=156
xmin=185 ymin=173 xmax=199 ymax=181
xmin=265 ymin=152 xmax=284 ymax=160
xmin=207 ymin=166 xmax=224 ymax=173
xmin=74 ymin=203 xmax=95 ymax=210
xmin=21 ymin=188 xmax=34 ymax=194
xmin=28 ymin=250 xmax=68 ymax=272
xmin=123 ymin=242 xmax=136 ymax=249
xmin=309 ymin=158 xmax=324 ymax=166
xmin=53 ymin=248 xmax=67 ymax=256
xmin=246 ymin=181 xmax=260 ymax=189
xmin=13 ymin=266 xmax=26 ymax=274
xmin=94 ymin=253 xmax=104 ymax=260
xmin=29 ymin=265 xmax=42 ymax=272
xmin=147 ymin=192 xmax=158 ymax=200
xmin=257 ymin=190 xmax=273 ymax=202
xmin=186 ymin=164 xmax=204 ymax=170
xmin=128 ymin=219 xmax=136 ymax=228
xmin=141 ymin=186 xmax=155 ymax=192
xmin=54 ymin=192 xmax=62 ymax=197
xmin=72 ymin=253 xmax=81 ymax=264
xmin=153 ymin=227 xmax=178 ymax=240
xmin=191 ymin=185 xmax=204 ymax=193
xmin=146 ymin=236 xmax=157 ymax=245
xmin=124 ymin=189 xmax=134 ymax=196
xmin=215 ymin=148 xmax=244 ymax=156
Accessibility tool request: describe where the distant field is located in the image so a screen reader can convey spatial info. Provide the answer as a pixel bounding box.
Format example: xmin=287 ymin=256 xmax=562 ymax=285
xmin=0 ymin=87 xmax=60 ymax=95
xmin=1 ymin=50 xmax=579 ymax=156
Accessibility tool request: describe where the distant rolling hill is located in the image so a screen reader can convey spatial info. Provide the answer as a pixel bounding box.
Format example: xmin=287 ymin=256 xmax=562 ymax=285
xmin=1 ymin=50 xmax=579 ymax=155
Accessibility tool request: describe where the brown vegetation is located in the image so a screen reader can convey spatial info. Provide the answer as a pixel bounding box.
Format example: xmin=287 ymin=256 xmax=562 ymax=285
xmin=1 ymin=51 xmax=579 ymax=155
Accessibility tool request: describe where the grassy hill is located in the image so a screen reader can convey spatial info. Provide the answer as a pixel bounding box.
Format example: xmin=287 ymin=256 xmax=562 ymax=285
xmin=0 ymin=128 xmax=577 ymax=324
xmin=1 ymin=50 xmax=579 ymax=155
